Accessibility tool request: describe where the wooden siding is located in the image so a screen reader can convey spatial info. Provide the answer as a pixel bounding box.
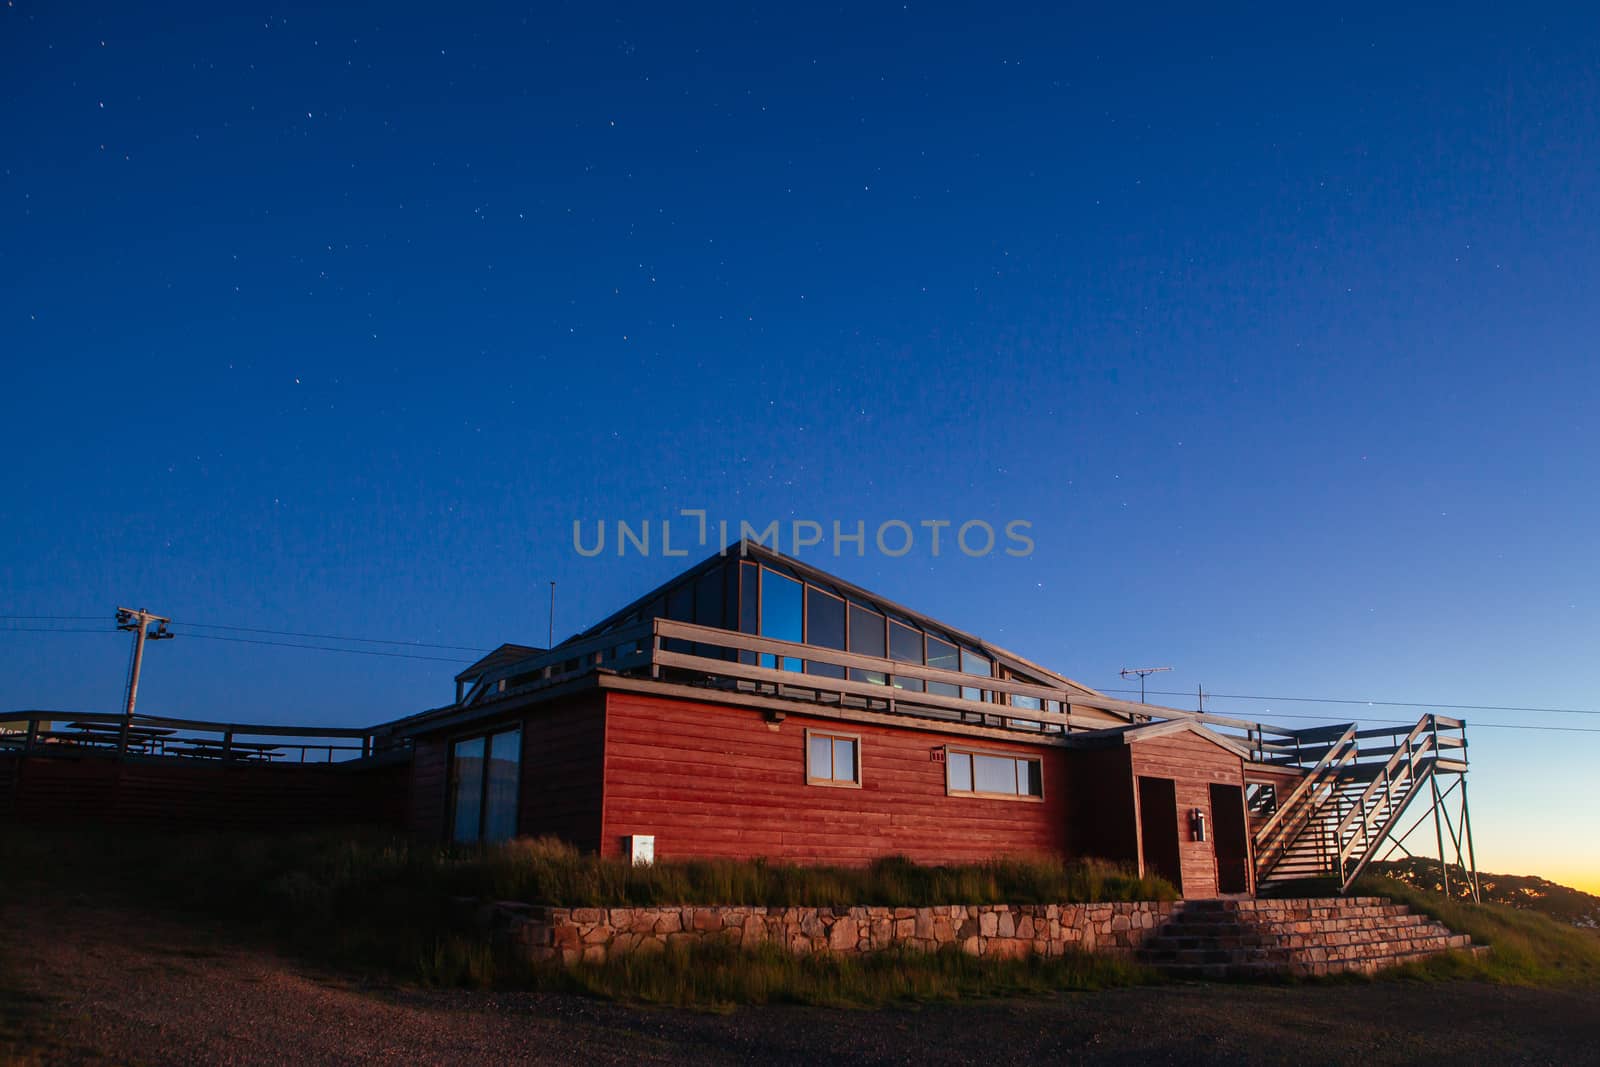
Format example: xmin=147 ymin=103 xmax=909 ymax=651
xmin=0 ymin=752 xmax=408 ymax=829
xmin=1128 ymin=732 xmax=1248 ymax=898
xmin=599 ymin=690 xmax=1070 ymax=865
xmin=409 ymin=737 xmax=449 ymax=841
xmin=519 ymin=692 xmax=606 ymax=851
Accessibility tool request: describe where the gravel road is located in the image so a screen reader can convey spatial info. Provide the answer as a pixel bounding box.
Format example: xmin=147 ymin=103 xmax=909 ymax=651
xmin=4 ymin=903 xmax=1598 ymax=1066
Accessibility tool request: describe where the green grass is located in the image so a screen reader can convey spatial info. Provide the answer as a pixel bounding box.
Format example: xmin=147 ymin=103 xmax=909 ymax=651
xmin=1351 ymin=874 xmax=1600 ymax=986
xmin=538 ymin=940 xmax=1151 ymax=1009
xmin=0 ymin=826 xmax=1171 ymax=1000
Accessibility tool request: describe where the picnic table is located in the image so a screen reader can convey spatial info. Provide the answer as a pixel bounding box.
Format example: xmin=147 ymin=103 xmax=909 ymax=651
xmin=165 ymin=738 xmax=284 ymax=762
xmin=64 ymin=721 xmax=177 ymax=754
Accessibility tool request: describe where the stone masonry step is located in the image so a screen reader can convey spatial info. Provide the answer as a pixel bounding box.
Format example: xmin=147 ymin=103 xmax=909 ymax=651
xmin=1137 ymin=896 xmax=1482 ymax=979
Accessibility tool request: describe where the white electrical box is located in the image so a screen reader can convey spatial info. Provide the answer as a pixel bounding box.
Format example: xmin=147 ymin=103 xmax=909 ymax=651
xmin=626 ymin=834 xmax=655 ymax=867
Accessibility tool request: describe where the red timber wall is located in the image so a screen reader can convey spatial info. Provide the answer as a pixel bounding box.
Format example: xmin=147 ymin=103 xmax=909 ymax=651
xmin=1128 ymin=732 xmax=1248 ymax=898
xmin=407 ymin=691 xmax=606 ymax=849
xmin=519 ymin=692 xmax=606 ymax=852
xmin=0 ymin=751 xmax=408 ymax=830
xmin=599 ymin=691 xmax=1070 ymax=865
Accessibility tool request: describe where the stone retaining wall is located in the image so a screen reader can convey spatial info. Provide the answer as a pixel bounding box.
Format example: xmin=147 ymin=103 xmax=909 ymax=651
xmin=491 ymin=901 xmax=1179 ymax=966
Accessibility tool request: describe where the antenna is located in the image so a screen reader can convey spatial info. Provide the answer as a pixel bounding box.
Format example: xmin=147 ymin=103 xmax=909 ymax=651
xmin=1119 ymin=665 xmax=1172 ymax=704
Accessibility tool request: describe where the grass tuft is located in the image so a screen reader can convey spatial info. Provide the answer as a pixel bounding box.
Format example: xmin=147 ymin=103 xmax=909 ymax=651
xmin=1351 ymin=874 xmax=1600 ymax=986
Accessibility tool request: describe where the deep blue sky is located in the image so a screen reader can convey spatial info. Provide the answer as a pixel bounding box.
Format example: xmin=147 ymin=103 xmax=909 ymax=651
xmin=3 ymin=3 xmax=1597 ymax=886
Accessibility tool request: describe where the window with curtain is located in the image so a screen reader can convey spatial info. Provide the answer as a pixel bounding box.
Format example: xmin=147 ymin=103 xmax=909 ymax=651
xmin=806 ymin=730 xmax=860 ymax=786
xmin=945 ymin=747 xmax=1043 ymax=799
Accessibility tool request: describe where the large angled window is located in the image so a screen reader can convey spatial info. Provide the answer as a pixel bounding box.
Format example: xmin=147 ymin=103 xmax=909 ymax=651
xmin=888 ymin=620 xmax=924 ymax=692
xmin=925 ymin=636 xmax=960 ymax=697
xmin=760 ymin=568 xmax=803 ymax=671
xmin=451 ymin=726 xmax=522 ymax=843
xmin=804 ymin=586 xmax=846 ymax=678
xmin=848 ymin=603 xmax=886 ymax=685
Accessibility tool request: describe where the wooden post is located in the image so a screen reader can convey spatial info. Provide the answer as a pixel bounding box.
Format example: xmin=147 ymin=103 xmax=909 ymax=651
xmin=222 ymin=729 xmax=234 ymax=760
xmin=1460 ymin=774 xmax=1481 ymax=903
xmin=24 ymin=716 xmax=38 ymax=754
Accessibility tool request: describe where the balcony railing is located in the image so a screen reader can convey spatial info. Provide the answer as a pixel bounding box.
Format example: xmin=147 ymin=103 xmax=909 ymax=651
xmin=460 ymin=618 xmax=1342 ymax=749
xmin=0 ymin=710 xmax=405 ymax=764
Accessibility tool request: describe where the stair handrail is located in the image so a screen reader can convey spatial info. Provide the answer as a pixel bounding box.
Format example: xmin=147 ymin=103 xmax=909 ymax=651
xmin=1331 ymin=714 xmax=1438 ymax=864
xmin=1340 ymin=760 xmax=1440 ymax=892
xmin=1253 ymin=722 xmax=1357 ymax=849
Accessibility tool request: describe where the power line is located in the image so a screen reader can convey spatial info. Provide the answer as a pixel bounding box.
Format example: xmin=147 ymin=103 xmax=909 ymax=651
xmin=0 ymin=625 xmax=119 ymax=633
xmin=172 ymin=630 xmax=476 ymax=664
xmin=1101 ymin=687 xmax=1600 ymax=718
xmin=0 ymin=614 xmax=106 ymax=621
xmin=1217 ymin=709 xmax=1600 ymax=734
xmin=173 ymin=620 xmax=493 ymax=654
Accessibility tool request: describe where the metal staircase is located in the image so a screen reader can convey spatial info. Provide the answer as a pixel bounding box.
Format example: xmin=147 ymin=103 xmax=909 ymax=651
xmin=1251 ymin=714 xmax=1475 ymax=895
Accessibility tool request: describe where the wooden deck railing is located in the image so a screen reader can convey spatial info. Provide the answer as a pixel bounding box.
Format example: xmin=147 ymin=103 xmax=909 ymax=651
xmin=460 ymin=619 xmax=1343 ymax=749
xmin=0 ymin=710 xmax=405 ymax=765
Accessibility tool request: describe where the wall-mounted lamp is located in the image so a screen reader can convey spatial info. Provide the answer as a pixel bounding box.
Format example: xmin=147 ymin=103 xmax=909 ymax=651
xmin=1191 ymin=808 xmax=1208 ymax=843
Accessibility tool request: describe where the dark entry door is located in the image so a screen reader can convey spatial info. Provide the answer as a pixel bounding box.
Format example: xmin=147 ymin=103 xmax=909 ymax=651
xmin=1210 ymin=783 xmax=1251 ymax=894
xmin=1138 ymin=776 xmax=1182 ymax=893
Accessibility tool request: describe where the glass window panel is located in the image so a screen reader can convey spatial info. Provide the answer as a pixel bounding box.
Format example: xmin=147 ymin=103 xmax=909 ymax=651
xmin=973 ymin=753 xmax=1019 ymax=795
xmin=451 ymin=737 xmax=486 ymax=843
xmin=888 ymin=621 xmax=924 ymax=693
xmin=693 ymin=567 xmax=724 ymax=658
xmin=926 ymin=636 xmax=959 ymax=697
xmin=805 ymin=587 xmax=846 ymax=678
xmin=694 ymin=568 xmax=723 ymax=626
xmin=664 ymin=582 xmax=695 ymax=654
xmin=948 ymin=751 xmax=973 ymax=792
xmin=760 ymin=569 xmax=803 ymax=671
xmin=1011 ymin=694 xmax=1042 ymax=711
xmin=483 ymin=729 xmax=521 ymax=842
xmin=1021 ymin=759 xmax=1043 ymax=797
xmin=960 ymin=649 xmax=990 ymax=702
xmin=666 ymin=584 xmax=694 ymax=621
xmin=833 ymin=737 xmax=857 ymax=782
xmin=808 ymin=734 xmax=832 ymax=780
xmin=847 ymin=604 xmax=886 ymax=685
xmin=738 ymin=562 xmax=760 ymax=664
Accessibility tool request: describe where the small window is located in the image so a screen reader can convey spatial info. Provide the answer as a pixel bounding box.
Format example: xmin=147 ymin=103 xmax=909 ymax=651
xmin=945 ymin=746 xmax=1043 ymax=800
xmin=806 ymin=730 xmax=860 ymax=787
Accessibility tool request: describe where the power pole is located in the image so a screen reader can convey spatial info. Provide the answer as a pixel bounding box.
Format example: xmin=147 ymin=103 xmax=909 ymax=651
xmin=1120 ymin=666 xmax=1172 ymax=704
xmin=116 ymin=607 xmax=172 ymax=752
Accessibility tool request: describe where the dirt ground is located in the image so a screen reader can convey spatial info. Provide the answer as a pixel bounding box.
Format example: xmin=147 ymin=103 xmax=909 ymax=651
xmin=4 ymin=904 xmax=1599 ymax=1067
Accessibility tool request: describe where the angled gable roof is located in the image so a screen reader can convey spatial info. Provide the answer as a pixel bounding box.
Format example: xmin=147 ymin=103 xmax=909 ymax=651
xmin=454 ymin=643 xmax=545 ymax=683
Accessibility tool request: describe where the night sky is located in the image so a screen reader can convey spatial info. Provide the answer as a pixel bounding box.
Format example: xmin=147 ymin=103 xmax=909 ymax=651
xmin=3 ymin=4 xmax=1597 ymax=889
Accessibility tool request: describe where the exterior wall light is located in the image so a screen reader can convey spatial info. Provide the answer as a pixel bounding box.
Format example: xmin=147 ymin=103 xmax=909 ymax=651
xmin=1191 ymin=808 xmax=1208 ymax=843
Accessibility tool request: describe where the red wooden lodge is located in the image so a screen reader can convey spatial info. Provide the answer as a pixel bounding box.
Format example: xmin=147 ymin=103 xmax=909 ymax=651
xmin=1 ymin=544 xmax=1480 ymax=898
